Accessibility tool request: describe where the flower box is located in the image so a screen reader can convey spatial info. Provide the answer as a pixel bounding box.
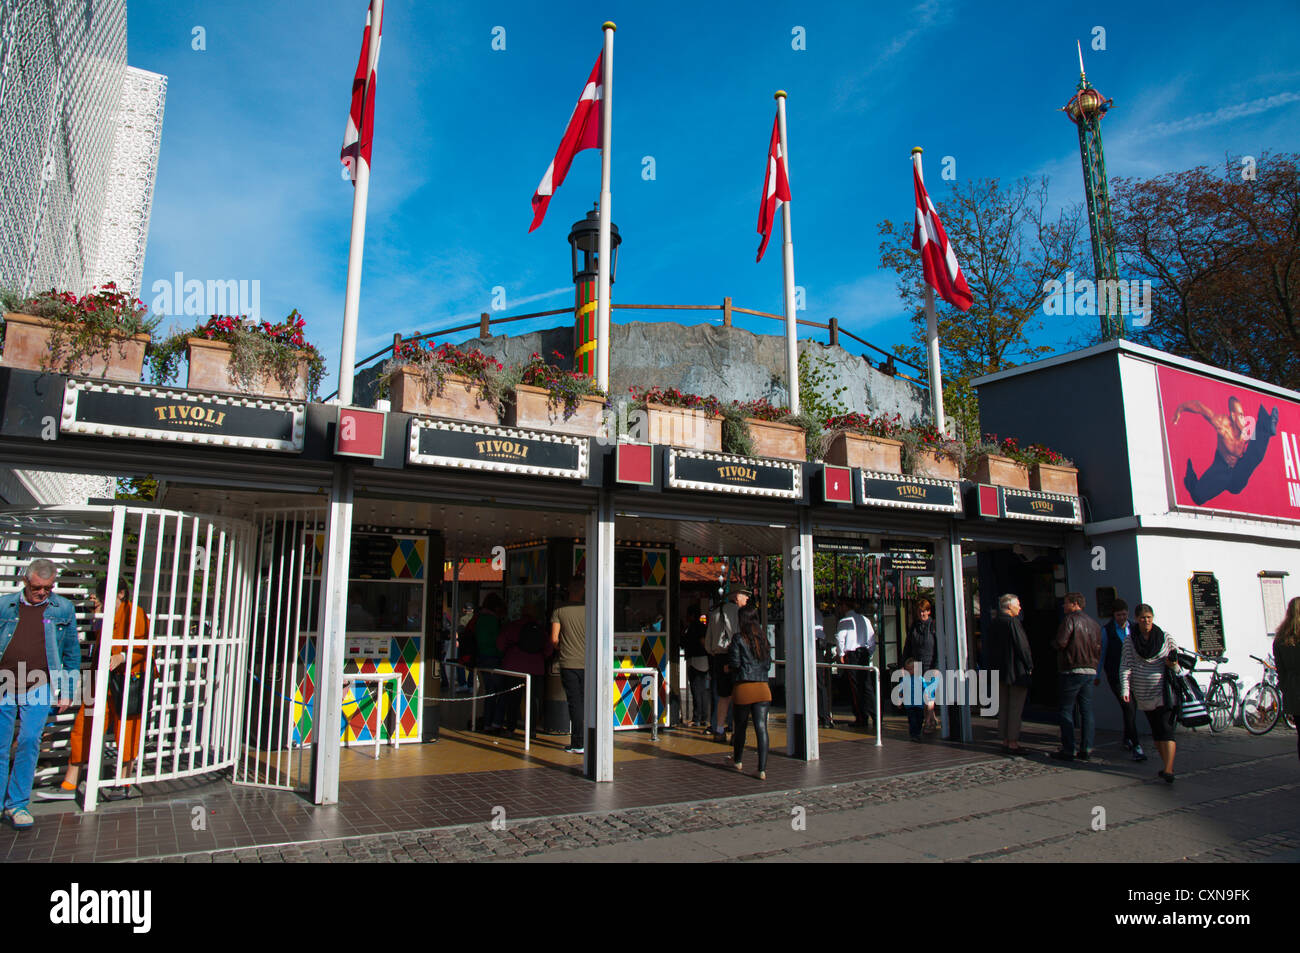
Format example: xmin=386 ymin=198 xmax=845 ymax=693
xmin=2 ymin=312 xmax=149 ymax=382
xmin=746 ymin=417 xmax=806 ymax=461
xmin=1031 ymin=462 xmax=1079 ymax=496
xmin=507 ymin=383 xmax=605 ymax=436
xmin=911 ymin=447 xmax=961 ymax=480
xmin=186 ymin=337 xmax=309 ymax=400
xmin=975 ymin=453 xmax=1030 ymax=490
xmin=387 ymin=367 xmax=499 ymax=423
xmin=824 ymin=431 xmax=904 ymax=474
xmin=644 ymin=402 xmax=722 ymax=451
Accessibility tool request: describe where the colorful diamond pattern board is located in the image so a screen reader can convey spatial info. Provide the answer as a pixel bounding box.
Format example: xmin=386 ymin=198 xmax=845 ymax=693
xmin=390 ymin=538 xmax=426 ymax=580
xmin=291 ymin=635 xmax=422 ymax=745
xmin=510 ymin=546 xmax=546 ymax=586
xmin=641 ymin=550 xmax=667 ymax=586
xmin=308 ymin=533 xmax=325 ymax=578
xmin=573 ymin=546 xmax=586 ymax=576
xmin=613 ymin=634 xmax=667 ymax=727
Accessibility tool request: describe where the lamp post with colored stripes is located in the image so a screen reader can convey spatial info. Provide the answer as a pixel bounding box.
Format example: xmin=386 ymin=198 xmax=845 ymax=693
xmin=567 ymin=205 xmax=621 ymax=378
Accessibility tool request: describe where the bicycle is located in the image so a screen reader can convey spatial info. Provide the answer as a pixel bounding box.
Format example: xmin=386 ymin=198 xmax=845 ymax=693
xmin=1242 ymin=655 xmax=1296 ymax=735
xmin=1181 ymin=650 xmax=1240 ymax=733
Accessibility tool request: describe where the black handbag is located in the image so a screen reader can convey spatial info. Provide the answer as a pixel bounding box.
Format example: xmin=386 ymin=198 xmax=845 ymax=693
xmin=1161 ymin=668 xmax=1182 ymax=713
xmin=108 ymin=668 xmax=146 ymax=718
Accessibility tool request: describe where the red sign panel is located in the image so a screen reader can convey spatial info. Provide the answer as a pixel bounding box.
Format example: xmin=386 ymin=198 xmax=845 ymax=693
xmin=335 ymin=407 xmax=386 ymax=459
xmin=978 ymin=484 xmax=1001 ymax=518
xmin=823 ymin=465 xmax=852 ymax=503
xmin=1156 ymin=364 xmax=1300 ymax=523
xmin=616 ymin=442 xmax=655 ymax=485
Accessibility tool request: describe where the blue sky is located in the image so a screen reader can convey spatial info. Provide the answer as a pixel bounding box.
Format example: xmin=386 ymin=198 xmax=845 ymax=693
xmin=127 ymin=0 xmax=1300 ymax=391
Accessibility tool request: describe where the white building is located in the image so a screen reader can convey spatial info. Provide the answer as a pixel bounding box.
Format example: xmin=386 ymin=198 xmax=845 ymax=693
xmin=975 ymin=340 xmax=1300 ymax=721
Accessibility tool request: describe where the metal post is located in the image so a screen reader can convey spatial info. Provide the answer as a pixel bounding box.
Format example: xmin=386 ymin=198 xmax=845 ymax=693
xmin=775 ymin=91 xmax=799 ymax=415
xmin=595 ymin=22 xmax=616 ymax=393
xmin=584 ymin=491 xmax=615 ymax=781
xmin=312 ymin=466 xmax=355 ymax=804
xmin=783 ymin=516 xmax=817 ymax=760
xmin=948 ymin=525 xmax=972 ymax=742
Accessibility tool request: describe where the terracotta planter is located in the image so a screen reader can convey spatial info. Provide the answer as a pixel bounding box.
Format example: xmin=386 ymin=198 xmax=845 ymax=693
xmin=1031 ymin=462 xmax=1079 ymax=495
xmin=2 ymin=312 xmax=149 ymax=382
xmin=507 ymin=383 xmax=605 ymax=436
xmin=975 ymin=453 xmax=1030 ymax=490
xmin=388 ymin=367 xmax=499 ymax=423
xmin=642 ymin=402 xmax=722 ymax=451
xmin=186 ymin=337 xmax=309 ymax=400
xmin=910 ymin=447 xmax=961 ymax=480
xmin=746 ymin=417 xmax=806 ymax=461
xmin=823 ymin=431 xmax=904 ymax=474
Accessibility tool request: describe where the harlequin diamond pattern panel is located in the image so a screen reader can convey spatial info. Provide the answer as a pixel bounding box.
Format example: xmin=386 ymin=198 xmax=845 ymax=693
xmin=390 ymin=538 xmax=426 ymax=579
xmin=290 ymin=635 xmax=422 ymax=744
xmin=641 ymin=550 xmax=667 ymax=586
xmin=573 ymin=546 xmax=586 ymax=576
xmin=613 ymin=634 xmax=667 ymax=727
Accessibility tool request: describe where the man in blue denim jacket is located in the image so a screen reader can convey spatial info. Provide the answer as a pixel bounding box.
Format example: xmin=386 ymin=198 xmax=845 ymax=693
xmin=0 ymin=558 xmax=81 ymax=830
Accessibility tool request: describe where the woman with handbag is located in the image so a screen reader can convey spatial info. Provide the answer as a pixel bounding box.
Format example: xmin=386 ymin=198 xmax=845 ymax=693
xmin=901 ymin=597 xmax=940 ymax=740
xmin=1273 ymin=597 xmax=1300 ymax=762
xmin=57 ymin=579 xmax=150 ymax=800
xmin=1119 ymin=603 xmax=1180 ymax=783
xmin=729 ymin=606 xmax=772 ymax=780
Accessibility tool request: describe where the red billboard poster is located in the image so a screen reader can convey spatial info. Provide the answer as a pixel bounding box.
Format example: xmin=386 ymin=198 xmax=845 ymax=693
xmin=1156 ymin=364 xmax=1300 ymax=522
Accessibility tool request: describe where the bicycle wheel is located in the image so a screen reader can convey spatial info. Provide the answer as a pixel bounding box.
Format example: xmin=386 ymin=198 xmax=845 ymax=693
xmin=1242 ymin=683 xmax=1280 ymax=735
xmin=1207 ymin=680 xmax=1238 ymax=733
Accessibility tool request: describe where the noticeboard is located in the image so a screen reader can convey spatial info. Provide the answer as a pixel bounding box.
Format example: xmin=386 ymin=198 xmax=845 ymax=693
xmin=1189 ymin=571 xmax=1226 ymax=657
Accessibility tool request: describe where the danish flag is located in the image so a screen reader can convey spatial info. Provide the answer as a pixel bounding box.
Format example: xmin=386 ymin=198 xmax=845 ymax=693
xmin=756 ymin=113 xmax=791 ymax=262
xmin=912 ymin=154 xmax=972 ymax=311
xmin=340 ymin=1 xmax=383 ymax=183
xmin=530 ymin=54 xmax=603 ymax=232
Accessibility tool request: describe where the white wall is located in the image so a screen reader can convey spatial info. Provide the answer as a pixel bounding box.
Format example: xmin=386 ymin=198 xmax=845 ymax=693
xmin=1136 ymin=533 xmax=1299 ymax=689
xmin=1118 ymin=355 xmax=1175 ymax=515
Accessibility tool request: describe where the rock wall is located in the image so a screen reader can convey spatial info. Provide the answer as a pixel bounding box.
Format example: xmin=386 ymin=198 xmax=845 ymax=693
xmin=359 ymin=322 xmax=930 ymax=425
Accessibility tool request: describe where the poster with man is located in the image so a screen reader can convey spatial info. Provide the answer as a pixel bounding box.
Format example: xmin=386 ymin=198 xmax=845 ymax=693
xmin=1157 ymin=364 xmax=1300 ymax=522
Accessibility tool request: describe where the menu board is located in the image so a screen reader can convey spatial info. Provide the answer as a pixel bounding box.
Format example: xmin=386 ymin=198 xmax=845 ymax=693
xmin=1260 ymin=575 xmax=1287 ymax=633
xmin=616 ymin=548 xmax=645 ymax=588
xmin=1189 ymin=571 xmax=1225 ymax=658
xmin=350 ymin=533 xmax=399 ymax=579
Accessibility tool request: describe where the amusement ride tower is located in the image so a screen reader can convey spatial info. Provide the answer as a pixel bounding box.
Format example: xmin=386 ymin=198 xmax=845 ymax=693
xmin=1062 ymin=43 xmax=1123 ymax=340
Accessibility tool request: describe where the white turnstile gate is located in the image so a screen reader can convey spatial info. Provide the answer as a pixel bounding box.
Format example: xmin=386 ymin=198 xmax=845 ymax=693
xmin=0 ymin=504 xmax=324 ymax=811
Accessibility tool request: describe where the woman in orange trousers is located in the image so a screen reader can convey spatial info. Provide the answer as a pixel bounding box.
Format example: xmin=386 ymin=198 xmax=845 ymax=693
xmin=57 ymin=579 xmax=151 ymax=798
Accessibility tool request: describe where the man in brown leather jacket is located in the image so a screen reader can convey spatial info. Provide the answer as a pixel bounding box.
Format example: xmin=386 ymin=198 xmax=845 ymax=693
xmin=1051 ymin=592 xmax=1102 ymax=762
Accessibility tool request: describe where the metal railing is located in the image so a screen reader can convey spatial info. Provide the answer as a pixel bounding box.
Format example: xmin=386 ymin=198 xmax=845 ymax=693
xmin=323 ymin=298 xmax=927 ymax=401
xmin=774 ymin=658 xmax=883 ymax=747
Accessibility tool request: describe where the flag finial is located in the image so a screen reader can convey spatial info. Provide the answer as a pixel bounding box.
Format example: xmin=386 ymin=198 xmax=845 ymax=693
xmin=911 ymin=146 xmax=923 ymax=155
xmin=1077 ymin=39 xmax=1086 ymax=80
xmin=603 ymin=21 xmax=616 ymax=31
xmin=774 ymin=90 xmax=787 ymax=100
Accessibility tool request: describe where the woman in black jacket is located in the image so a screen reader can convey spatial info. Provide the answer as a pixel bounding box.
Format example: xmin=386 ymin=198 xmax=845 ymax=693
xmin=1274 ymin=597 xmax=1300 ymax=762
xmin=729 ymin=605 xmax=772 ymax=780
xmin=902 ymin=597 xmax=939 ymax=741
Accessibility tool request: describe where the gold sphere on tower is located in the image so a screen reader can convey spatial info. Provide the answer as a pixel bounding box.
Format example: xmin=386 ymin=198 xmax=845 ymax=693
xmin=1063 ymin=86 xmax=1112 ymax=124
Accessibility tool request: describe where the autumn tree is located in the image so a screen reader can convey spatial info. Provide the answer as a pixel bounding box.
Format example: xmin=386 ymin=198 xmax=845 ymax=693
xmin=1109 ymin=152 xmax=1299 ymax=391
xmin=877 ymin=176 xmax=1086 ymax=440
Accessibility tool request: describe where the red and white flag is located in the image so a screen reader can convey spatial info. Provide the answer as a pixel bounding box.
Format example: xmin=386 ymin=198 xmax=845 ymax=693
xmin=530 ymin=54 xmax=603 ymax=232
xmin=912 ymin=156 xmax=972 ymax=311
xmin=756 ymin=113 xmax=791 ymax=262
xmin=341 ymin=1 xmax=383 ymax=183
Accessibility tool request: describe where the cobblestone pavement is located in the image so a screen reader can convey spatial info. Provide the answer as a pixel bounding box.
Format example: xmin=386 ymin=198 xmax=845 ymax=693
xmin=142 ymin=728 xmax=1300 ymax=863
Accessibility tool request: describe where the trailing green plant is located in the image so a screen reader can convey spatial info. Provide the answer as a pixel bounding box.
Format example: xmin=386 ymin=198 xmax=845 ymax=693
xmin=381 ymin=339 xmax=507 ymax=414
xmin=721 ymin=402 xmax=754 ymax=457
xmin=797 ymin=350 xmax=849 ymax=422
xmin=731 ymin=398 xmax=824 ymax=461
xmin=500 ymin=350 xmax=606 ymax=418
xmin=898 ymin=422 xmax=967 ymax=474
xmin=8 ymin=283 xmax=159 ymax=375
xmin=150 ymin=311 xmax=326 ymax=397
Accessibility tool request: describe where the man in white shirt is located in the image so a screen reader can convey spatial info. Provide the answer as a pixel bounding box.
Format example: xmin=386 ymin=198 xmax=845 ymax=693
xmin=835 ymin=595 xmax=877 ymax=729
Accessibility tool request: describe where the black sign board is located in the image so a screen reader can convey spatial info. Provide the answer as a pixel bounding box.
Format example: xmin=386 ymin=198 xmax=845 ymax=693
xmin=886 ymin=545 xmax=933 ymax=572
xmin=61 ymin=380 xmax=305 ymax=452
xmin=858 ymin=472 xmax=961 ymax=513
xmin=616 ymin=548 xmax=646 ymax=588
xmin=666 ymin=449 xmax=801 ymax=499
xmin=1189 ymin=571 xmax=1226 ymax=658
xmin=408 ymin=419 xmax=588 ymax=479
xmin=1000 ymin=489 xmax=1082 ymax=524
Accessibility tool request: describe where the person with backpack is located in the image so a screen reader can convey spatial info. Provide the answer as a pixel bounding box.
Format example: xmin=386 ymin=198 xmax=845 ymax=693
xmin=706 ymin=588 xmax=749 ymax=743
xmin=498 ymin=603 xmax=553 ymax=737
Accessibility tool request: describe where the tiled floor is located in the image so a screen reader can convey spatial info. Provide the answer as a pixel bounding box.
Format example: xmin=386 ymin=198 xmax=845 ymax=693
xmin=2 ymin=716 xmax=1055 ymax=862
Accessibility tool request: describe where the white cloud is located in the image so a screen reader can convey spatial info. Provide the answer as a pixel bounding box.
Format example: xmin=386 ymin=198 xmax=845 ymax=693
xmin=1143 ymin=91 xmax=1300 ymax=137
xmin=819 ymin=273 xmax=905 ymax=331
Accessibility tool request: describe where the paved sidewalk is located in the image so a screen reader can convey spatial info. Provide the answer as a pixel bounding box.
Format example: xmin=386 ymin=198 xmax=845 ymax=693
xmin=140 ymin=726 xmax=1299 ymax=864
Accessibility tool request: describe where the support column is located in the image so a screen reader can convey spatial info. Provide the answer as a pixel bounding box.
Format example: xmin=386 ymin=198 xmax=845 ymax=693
xmin=783 ymin=513 xmax=817 ymax=760
xmin=312 ymin=466 xmax=355 ymax=804
xmin=948 ymin=526 xmax=972 ymax=742
xmin=934 ymin=530 xmax=972 ymax=743
xmin=584 ymin=491 xmax=615 ymax=781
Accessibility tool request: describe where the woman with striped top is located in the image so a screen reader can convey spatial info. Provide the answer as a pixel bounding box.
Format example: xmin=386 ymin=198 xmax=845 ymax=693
xmin=1120 ymin=603 xmax=1181 ymax=783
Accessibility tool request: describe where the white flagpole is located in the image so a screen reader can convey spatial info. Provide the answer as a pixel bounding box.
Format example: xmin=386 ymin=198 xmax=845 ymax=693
xmin=595 ymin=22 xmax=616 ymax=393
xmin=775 ymin=90 xmax=799 ymax=415
xmin=337 ymin=0 xmax=383 ymax=408
xmin=912 ymin=147 xmax=946 ymax=435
